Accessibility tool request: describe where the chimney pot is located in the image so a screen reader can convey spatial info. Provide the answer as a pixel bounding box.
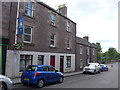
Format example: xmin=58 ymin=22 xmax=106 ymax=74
xmin=57 ymin=4 xmax=67 ymax=16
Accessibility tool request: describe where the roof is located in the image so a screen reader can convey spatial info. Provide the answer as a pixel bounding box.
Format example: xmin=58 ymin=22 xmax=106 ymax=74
xmin=76 ymin=37 xmax=97 ymax=49
xmin=91 ymin=44 xmax=97 ymax=48
xmin=36 ymin=1 xmax=76 ymax=24
xmin=76 ymin=37 xmax=91 ymax=46
xmin=29 ymin=65 xmax=52 ymax=67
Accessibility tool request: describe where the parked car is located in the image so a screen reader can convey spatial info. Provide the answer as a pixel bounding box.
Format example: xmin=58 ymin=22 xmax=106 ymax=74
xmin=21 ymin=65 xmax=64 ymax=88
xmin=100 ymin=64 xmax=109 ymax=71
xmin=83 ymin=63 xmax=101 ymax=74
xmin=0 ymin=74 xmax=13 ymax=90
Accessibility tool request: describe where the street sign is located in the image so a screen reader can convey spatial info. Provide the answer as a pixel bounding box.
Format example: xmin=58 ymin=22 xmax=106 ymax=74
xmin=18 ymin=17 xmax=24 ymax=35
xmin=101 ymin=57 xmax=106 ymax=59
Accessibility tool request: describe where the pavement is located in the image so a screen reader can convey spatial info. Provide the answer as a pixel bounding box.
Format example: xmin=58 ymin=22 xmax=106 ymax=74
xmin=11 ymin=71 xmax=83 ymax=85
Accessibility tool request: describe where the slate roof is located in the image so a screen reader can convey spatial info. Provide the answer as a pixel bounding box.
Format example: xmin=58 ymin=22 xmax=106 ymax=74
xmin=76 ymin=37 xmax=96 ymax=49
xmin=76 ymin=37 xmax=91 ymax=46
xmin=36 ymin=0 xmax=76 ymax=24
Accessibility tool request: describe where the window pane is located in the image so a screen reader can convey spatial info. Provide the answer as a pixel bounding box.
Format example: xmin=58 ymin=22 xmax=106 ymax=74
xmin=26 ymin=65 xmax=37 ymax=71
xmin=51 ymin=14 xmax=56 ymax=21
xmin=49 ymin=67 xmax=55 ymax=71
xmin=50 ymin=13 xmax=56 ymax=24
xmin=66 ymin=56 xmax=71 ymax=68
xmin=27 ymin=2 xmax=32 ymax=9
xmin=24 ymin=27 xmax=31 ymax=34
xmin=26 ymin=59 xmax=31 ymax=67
xmin=24 ymin=34 xmax=31 ymax=42
xmin=42 ymin=67 xmax=49 ymax=71
xmin=38 ymin=55 xmax=44 ymax=65
xmin=51 ymin=34 xmax=54 ymax=40
xmin=25 ymin=2 xmax=33 ymax=16
xmin=20 ymin=59 xmax=25 ymax=72
xmin=51 ymin=41 xmax=54 ymax=46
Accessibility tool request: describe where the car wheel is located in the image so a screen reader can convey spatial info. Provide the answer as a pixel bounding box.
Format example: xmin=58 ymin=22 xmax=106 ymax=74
xmin=22 ymin=82 xmax=27 ymax=86
xmin=59 ymin=76 xmax=64 ymax=83
xmin=93 ymin=70 xmax=96 ymax=74
xmin=83 ymin=72 xmax=86 ymax=74
xmin=1 ymin=82 xmax=7 ymax=90
xmin=98 ymin=70 xmax=101 ymax=73
xmin=37 ymin=79 xmax=44 ymax=88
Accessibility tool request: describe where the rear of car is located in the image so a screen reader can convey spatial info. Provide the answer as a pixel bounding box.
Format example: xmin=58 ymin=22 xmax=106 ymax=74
xmin=0 ymin=75 xmax=13 ymax=90
xmin=21 ymin=65 xmax=40 ymax=85
xmin=100 ymin=64 xmax=108 ymax=71
xmin=21 ymin=65 xmax=64 ymax=88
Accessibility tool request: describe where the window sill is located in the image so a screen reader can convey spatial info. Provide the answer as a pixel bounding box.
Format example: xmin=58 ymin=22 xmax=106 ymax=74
xmin=66 ymin=31 xmax=71 ymax=33
xmin=66 ymin=67 xmax=71 ymax=69
xmin=66 ymin=48 xmax=71 ymax=50
xmin=49 ymin=23 xmax=57 ymax=28
xmin=49 ymin=45 xmax=56 ymax=48
xmin=23 ymin=14 xmax=35 ymax=20
xmin=23 ymin=42 xmax=35 ymax=46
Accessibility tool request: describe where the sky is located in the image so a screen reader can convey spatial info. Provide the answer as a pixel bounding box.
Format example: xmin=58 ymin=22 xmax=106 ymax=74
xmin=40 ymin=0 xmax=118 ymax=52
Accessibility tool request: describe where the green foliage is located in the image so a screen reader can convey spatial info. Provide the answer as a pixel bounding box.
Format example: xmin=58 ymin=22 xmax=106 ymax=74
xmin=92 ymin=42 xmax=102 ymax=52
xmin=107 ymin=48 xmax=117 ymax=60
xmin=100 ymin=47 xmax=119 ymax=61
xmin=93 ymin=42 xmax=119 ymax=61
xmin=92 ymin=42 xmax=102 ymax=61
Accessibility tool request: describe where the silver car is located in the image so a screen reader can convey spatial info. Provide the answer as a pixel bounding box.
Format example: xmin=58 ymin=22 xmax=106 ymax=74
xmin=83 ymin=63 xmax=101 ymax=74
xmin=0 ymin=74 xmax=13 ymax=90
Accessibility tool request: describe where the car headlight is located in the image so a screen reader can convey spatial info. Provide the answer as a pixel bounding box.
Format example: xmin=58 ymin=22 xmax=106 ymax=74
xmin=5 ymin=77 xmax=13 ymax=83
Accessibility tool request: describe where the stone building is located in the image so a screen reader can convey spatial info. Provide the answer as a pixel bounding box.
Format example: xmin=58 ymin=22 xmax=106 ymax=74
xmin=2 ymin=1 xmax=76 ymax=77
xmin=75 ymin=36 xmax=97 ymax=71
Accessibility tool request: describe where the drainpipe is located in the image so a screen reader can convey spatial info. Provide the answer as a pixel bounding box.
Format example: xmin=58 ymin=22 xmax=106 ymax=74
xmin=8 ymin=2 xmax=12 ymax=48
xmin=14 ymin=0 xmax=20 ymax=45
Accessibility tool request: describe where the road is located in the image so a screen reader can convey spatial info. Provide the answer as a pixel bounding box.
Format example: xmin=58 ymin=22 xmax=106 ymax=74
xmin=13 ymin=62 xmax=118 ymax=89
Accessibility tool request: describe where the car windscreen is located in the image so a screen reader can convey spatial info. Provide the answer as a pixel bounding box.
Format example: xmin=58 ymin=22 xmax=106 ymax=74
xmin=26 ymin=65 xmax=38 ymax=71
xmin=89 ymin=65 xmax=95 ymax=67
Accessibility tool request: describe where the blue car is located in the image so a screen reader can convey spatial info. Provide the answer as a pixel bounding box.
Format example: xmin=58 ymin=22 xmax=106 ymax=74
xmin=21 ymin=65 xmax=64 ymax=88
xmin=100 ymin=64 xmax=108 ymax=71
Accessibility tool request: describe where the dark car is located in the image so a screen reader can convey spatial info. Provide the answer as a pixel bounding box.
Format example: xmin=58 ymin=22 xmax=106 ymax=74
xmin=21 ymin=65 xmax=64 ymax=88
xmin=100 ymin=64 xmax=108 ymax=71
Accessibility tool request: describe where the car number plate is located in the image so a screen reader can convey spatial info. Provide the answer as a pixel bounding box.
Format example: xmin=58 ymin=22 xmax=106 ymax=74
xmin=24 ymin=78 xmax=29 ymax=81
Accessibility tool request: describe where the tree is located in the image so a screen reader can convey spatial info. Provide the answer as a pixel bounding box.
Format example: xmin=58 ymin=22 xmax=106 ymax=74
xmin=92 ymin=42 xmax=102 ymax=61
xmin=107 ymin=47 xmax=118 ymax=60
xmin=92 ymin=42 xmax=102 ymax=53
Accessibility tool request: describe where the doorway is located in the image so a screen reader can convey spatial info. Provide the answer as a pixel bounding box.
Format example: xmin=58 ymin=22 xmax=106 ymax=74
xmin=60 ymin=56 xmax=64 ymax=73
xmin=50 ymin=56 xmax=55 ymax=67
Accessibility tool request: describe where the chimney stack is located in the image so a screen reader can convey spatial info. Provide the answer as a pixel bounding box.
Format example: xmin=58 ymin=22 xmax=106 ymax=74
xmin=57 ymin=4 xmax=67 ymax=16
xmin=83 ymin=36 xmax=89 ymax=41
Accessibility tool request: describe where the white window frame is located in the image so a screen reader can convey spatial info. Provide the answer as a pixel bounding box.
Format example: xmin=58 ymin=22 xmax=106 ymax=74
xmin=67 ymin=39 xmax=70 ymax=49
xmin=23 ymin=25 xmax=32 ymax=43
xmin=80 ymin=45 xmax=83 ymax=54
xmin=50 ymin=34 xmax=56 ymax=47
xmin=19 ymin=55 xmax=33 ymax=72
xmin=25 ymin=2 xmax=34 ymax=17
xmin=50 ymin=13 xmax=56 ymax=25
xmin=38 ymin=55 xmax=44 ymax=65
xmin=66 ymin=21 xmax=70 ymax=32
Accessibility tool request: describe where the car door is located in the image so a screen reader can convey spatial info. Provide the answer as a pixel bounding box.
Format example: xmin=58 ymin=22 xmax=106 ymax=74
xmin=41 ymin=66 xmax=52 ymax=83
xmin=48 ymin=66 xmax=59 ymax=82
